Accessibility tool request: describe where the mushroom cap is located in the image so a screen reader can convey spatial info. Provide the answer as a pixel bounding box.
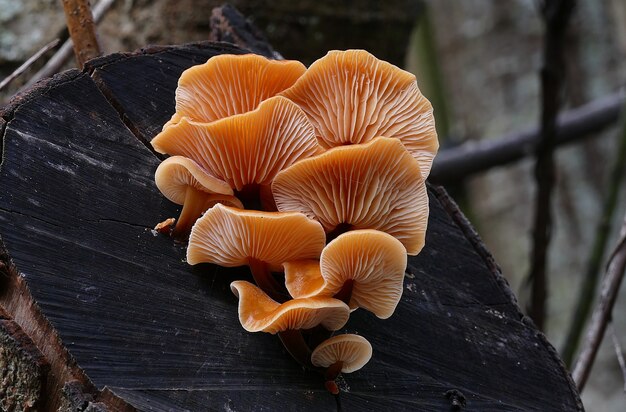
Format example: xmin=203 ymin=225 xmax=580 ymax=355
xmin=272 ymin=137 xmax=429 ymax=255
xmin=285 ymin=230 xmax=407 ymax=319
xmin=187 ymin=203 xmax=326 ymax=267
xmin=154 ymin=156 xmax=233 ymax=204
xmin=171 ymin=54 xmax=306 ymax=124
xmin=230 ymin=281 xmax=350 ymax=334
xmin=151 ymin=96 xmax=320 ymax=191
xmin=280 ymin=49 xmax=438 ymax=178
xmin=311 ymin=334 xmax=373 ymax=373
xmin=283 ymin=259 xmax=324 ymax=298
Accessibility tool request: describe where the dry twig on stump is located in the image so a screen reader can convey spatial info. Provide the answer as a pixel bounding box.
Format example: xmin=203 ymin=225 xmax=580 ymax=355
xmin=61 ymin=0 xmax=102 ymax=69
xmin=0 ymin=39 xmax=59 ymax=91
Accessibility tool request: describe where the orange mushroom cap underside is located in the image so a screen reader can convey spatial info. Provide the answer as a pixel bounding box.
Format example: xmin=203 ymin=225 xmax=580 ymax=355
xmin=152 ymin=96 xmax=320 ymax=191
xmin=154 ymin=156 xmax=233 ymax=204
xmin=231 ymin=281 xmax=350 ymax=334
xmin=311 ymin=334 xmax=373 ymax=373
xmin=171 ymin=54 xmax=306 ymax=125
xmin=280 ymin=49 xmax=438 ymax=178
xmin=272 ymin=137 xmax=429 ymax=255
xmin=187 ymin=203 xmax=326 ymax=267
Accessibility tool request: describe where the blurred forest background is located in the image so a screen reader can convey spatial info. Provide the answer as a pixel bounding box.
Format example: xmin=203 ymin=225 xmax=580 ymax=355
xmin=1 ymin=0 xmax=625 ymax=410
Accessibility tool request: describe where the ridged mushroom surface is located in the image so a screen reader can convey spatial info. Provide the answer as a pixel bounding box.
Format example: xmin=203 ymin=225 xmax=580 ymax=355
xmin=187 ymin=204 xmax=326 ymax=267
xmin=167 ymin=54 xmax=306 ymax=126
xmin=272 ymin=137 xmax=429 ymax=255
xmin=152 ymin=96 xmax=320 ymax=192
xmin=311 ymin=334 xmax=373 ymax=373
xmin=230 ymin=281 xmax=350 ymax=334
xmin=281 ymin=49 xmax=438 ymax=178
xmin=285 ymin=230 xmax=408 ymax=319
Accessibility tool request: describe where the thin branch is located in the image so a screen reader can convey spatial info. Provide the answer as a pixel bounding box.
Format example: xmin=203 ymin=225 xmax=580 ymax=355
xmin=429 ymin=91 xmax=624 ymax=184
xmin=0 ymin=39 xmax=59 ymax=91
xmin=572 ymin=214 xmax=626 ymax=391
xmin=610 ymin=324 xmax=626 ymax=393
xmin=561 ymin=100 xmax=626 ymax=365
xmin=527 ymin=0 xmax=576 ymax=330
xmin=21 ymin=0 xmax=115 ymax=91
xmin=61 ymin=0 xmax=102 ymax=68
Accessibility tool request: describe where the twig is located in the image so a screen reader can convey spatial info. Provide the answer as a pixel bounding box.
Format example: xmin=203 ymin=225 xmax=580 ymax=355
xmin=61 ymin=0 xmax=102 ymax=68
xmin=429 ymin=91 xmax=624 ymax=184
xmin=561 ymin=100 xmax=626 ymax=365
xmin=610 ymin=323 xmax=626 ymax=393
xmin=21 ymin=0 xmax=115 ymax=91
xmin=527 ymin=0 xmax=575 ymax=331
xmin=0 ymin=39 xmax=59 ymax=92
xmin=572 ymin=214 xmax=626 ymax=391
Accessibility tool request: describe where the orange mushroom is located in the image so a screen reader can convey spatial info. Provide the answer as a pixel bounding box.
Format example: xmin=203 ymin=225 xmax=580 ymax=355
xmin=284 ymin=229 xmax=408 ymax=319
xmin=272 ymin=137 xmax=429 ymax=254
xmin=187 ymin=203 xmax=325 ymax=299
xmin=310 ymin=334 xmax=373 ymax=394
xmin=154 ymin=156 xmax=242 ymax=239
xmin=231 ymin=280 xmax=350 ymax=367
xmin=281 ymin=49 xmax=438 ymax=178
xmin=152 ymin=96 xmax=320 ymax=210
xmin=166 ymin=54 xmax=306 ymax=126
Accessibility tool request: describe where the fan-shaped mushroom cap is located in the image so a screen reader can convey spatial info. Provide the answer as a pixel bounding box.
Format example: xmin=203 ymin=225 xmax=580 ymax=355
xmin=152 ymin=96 xmax=320 ymax=193
xmin=230 ymin=281 xmax=350 ymax=334
xmin=170 ymin=54 xmax=306 ymax=125
xmin=311 ymin=334 xmax=372 ymax=373
xmin=155 ymin=156 xmax=233 ymax=203
xmin=187 ymin=203 xmax=326 ymax=267
xmin=273 ymin=137 xmax=429 ymax=255
xmin=280 ymin=49 xmax=438 ymax=178
xmin=285 ymin=230 xmax=407 ymax=319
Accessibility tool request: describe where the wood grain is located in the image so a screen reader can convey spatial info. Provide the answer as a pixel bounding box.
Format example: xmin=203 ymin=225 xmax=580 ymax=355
xmin=0 ymin=42 xmax=583 ymax=411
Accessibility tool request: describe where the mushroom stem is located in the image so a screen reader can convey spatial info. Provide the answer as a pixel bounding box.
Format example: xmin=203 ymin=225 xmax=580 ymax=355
xmin=333 ymin=280 xmax=354 ymax=306
xmin=172 ymin=187 xmax=210 ymax=240
xmin=324 ymin=361 xmax=344 ymax=395
xmin=278 ymin=329 xmax=314 ymax=369
xmin=248 ymin=258 xmax=287 ymax=302
xmin=326 ymin=223 xmax=353 ymax=243
xmin=259 ymin=183 xmax=277 ymax=211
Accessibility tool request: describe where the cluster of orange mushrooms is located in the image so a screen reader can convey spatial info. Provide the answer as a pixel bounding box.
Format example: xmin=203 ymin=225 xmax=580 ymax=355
xmin=151 ymin=50 xmax=438 ymax=393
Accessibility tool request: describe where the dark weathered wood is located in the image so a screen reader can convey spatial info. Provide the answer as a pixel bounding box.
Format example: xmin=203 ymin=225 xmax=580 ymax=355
xmin=0 ymin=43 xmax=583 ymax=411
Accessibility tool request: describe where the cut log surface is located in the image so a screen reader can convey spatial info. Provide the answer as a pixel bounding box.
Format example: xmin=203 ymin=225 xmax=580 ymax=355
xmin=0 ymin=42 xmax=583 ymax=411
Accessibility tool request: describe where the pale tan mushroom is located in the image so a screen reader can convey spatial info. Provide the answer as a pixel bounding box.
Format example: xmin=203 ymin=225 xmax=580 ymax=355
xmin=273 ymin=137 xmax=429 ymax=255
xmin=284 ymin=229 xmax=407 ymax=319
xmin=311 ymin=334 xmax=373 ymax=394
xmin=154 ymin=156 xmax=242 ymax=238
xmin=166 ymin=54 xmax=306 ymax=126
xmin=152 ymin=96 xmax=320 ymax=210
xmin=281 ymin=49 xmax=438 ymax=178
xmin=187 ymin=204 xmax=325 ymax=299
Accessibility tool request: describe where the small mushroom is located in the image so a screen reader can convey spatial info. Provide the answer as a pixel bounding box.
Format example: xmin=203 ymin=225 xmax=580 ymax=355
xmin=281 ymin=49 xmax=438 ymax=178
xmin=272 ymin=137 xmax=429 ymax=254
xmin=167 ymin=54 xmax=306 ymax=126
xmin=311 ymin=334 xmax=373 ymax=394
xmin=284 ymin=229 xmax=408 ymax=319
xmin=155 ymin=156 xmax=242 ymax=239
xmin=187 ymin=203 xmax=325 ymax=299
xmin=152 ymin=96 xmax=320 ymax=210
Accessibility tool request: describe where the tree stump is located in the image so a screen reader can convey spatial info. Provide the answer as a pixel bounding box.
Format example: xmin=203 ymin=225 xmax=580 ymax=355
xmin=0 ymin=42 xmax=583 ymax=411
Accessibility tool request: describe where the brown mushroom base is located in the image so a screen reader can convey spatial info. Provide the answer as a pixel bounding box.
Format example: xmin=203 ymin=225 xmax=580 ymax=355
xmin=172 ymin=187 xmax=213 ymax=241
xmin=247 ymin=258 xmax=288 ymax=302
xmin=333 ymin=279 xmax=354 ymax=306
xmin=325 ymin=223 xmax=353 ymax=243
xmin=323 ymin=361 xmax=344 ymax=395
xmin=277 ymin=329 xmax=315 ymax=369
xmin=235 ymin=184 xmax=276 ymax=211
